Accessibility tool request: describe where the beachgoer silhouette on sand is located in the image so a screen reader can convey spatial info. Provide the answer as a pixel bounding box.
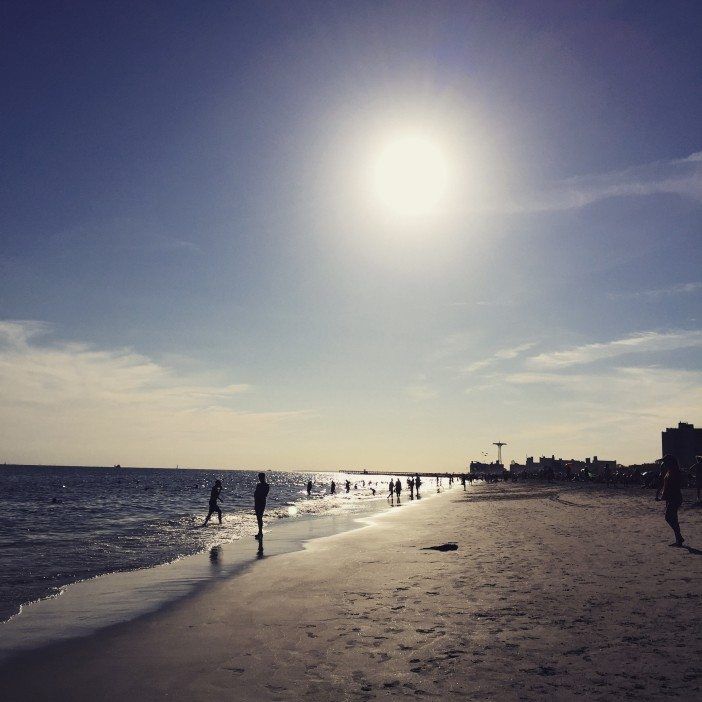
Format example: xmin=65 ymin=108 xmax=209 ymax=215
xmin=388 ymin=480 xmax=394 ymax=504
xmin=307 ymin=480 xmax=312 ymax=496
xmin=203 ymin=479 xmax=223 ymax=525
xmin=330 ymin=480 xmax=336 ymax=495
xmin=693 ymin=456 xmax=702 ymax=502
xmin=394 ymin=478 xmax=402 ymax=504
xmin=254 ymin=472 xmax=270 ymax=542
xmin=656 ymin=455 xmax=685 ymax=546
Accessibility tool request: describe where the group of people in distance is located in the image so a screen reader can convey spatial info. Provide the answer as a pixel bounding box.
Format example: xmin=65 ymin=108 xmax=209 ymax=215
xmin=201 ymin=458 xmax=699 ymax=550
xmin=201 ymin=472 xmax=427 ymax=539
xmin=386 ymin=474 xmax=423 ymax=504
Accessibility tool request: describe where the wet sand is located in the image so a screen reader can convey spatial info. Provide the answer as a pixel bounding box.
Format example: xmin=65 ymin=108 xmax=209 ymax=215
xmin=1 ymin=482 xmax=701 ymax=701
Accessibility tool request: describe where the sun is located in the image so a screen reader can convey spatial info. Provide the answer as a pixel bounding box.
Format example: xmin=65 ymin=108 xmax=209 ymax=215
xmin=372 ymin=134 xmax=448 ymax=216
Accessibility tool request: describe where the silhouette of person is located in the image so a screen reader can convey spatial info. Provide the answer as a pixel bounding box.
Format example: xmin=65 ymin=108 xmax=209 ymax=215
xmin=370 ymin=487 xmax=376 ymax=496
xmin=415 ymin=474 xmax=422 ymax=497
xmin=408 ymin=476 xmax=415 ymax=499
xmin=656 ymin=455 xmax=685 ymax=546
xmin=203 ymin=479 xmax=223 ymax=525
xmin=254 ymin=472 xmax=270 ymax=542
xmin=307 ymin=480 xmax=313 ymax=496
xmin=693 ymin=456 xmax=702 ymax=502
xmin=345 ymin=479 xmax=351 ymax=493
xmin=388 ymin=479 xmax=394 ymax=504
xmin=394 ymin=478 xmax=402 ymax=504
xmin=330 ymin=480 xmax=336 ymax=495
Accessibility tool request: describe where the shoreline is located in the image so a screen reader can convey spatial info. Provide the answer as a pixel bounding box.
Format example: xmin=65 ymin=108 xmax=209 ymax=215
xmin=0 ymin=465 xmax=419 ymax=624
xmin=2 ymin=482 xmax=700 ymax=701
xmin=0 ymin=482 xmax=442 ymax=662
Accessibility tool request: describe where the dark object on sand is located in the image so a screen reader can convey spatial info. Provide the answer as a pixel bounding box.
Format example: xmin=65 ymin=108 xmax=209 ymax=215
xmin=422 ymin=543 xmax=458 ymax=552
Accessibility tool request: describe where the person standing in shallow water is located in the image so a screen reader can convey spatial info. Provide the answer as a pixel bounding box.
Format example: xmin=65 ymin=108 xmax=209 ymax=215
xmin=306 ymin=479 xmax=312 ymax=496
xmin=254 ymin=472 xmax=270 ymax=541
xmin=203 ymin=479 xmax=223 ymax=525
xmin=656 ymin=455 xmax=685 ymax=546
xmin=394 ymin=478 xmax=402 ymax=504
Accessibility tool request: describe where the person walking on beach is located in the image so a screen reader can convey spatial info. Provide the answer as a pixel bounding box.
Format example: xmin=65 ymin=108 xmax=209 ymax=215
xmin=394 ymin=478 xmax=402 ymax=504
xmin=203 ymin=479 xmax=223 ymax=526
xmin=388 ymin=479 xmax=394 ymax=504
xmin=693 ymin=456 xmax=702 ymax=502
xmin=307 ymin=479 xmax=313 ymax=496
xmin=254 ymin=472 xmax=270 ymax=541
xmin=656 ymin=455 xmax=685 ymax=546
xmin=415 ymin=474 xmax=422 ymax=497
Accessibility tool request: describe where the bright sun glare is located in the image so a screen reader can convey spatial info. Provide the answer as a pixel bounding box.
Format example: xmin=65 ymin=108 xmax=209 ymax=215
xmin=373 ymin=135 xmax=448 ymax=216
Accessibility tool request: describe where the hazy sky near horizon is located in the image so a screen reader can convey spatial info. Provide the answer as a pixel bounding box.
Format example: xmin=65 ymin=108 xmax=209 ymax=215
xmin=2 ymin=1 xmax=701 ymax=469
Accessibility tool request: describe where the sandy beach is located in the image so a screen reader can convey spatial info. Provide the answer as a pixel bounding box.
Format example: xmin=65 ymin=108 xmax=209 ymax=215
xmin=1 ymin=482 xmax=701 ymax=701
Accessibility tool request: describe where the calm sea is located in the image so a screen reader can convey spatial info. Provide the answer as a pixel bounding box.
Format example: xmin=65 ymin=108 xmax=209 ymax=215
xmin=0 ymin=465 xmax=407 ymax=622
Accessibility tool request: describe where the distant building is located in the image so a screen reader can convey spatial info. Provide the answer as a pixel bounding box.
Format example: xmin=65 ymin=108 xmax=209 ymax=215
xmin=509 ymin=455 xmax=616 ymax=479
xmin=469 ymin=460 xmax=505 ymax=477
xmin=509 ymin=456 xmax=560 ymax=478
xmin=662 ymin=422 xmax=702 ymax=470
xmin=583 ymin=456 xmax=617 ymax=478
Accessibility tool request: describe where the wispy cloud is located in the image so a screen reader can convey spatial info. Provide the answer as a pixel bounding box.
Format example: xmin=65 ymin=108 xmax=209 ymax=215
xmin=505 ymin=366 xmax=702 ymax=454
xmin=607 ymin=282 xmax=702 ymax=300
xmin=529 ymin=330 xmax=702 ymax=368
xmin=457 ymin=328 xmax=702 ymax=461
xmin=405 ymin=376 xmax=438 ymax=401
xmin=0 ymin=321 xmax=308 ymax=466
xmin=507 ymin=150 xmax=702 ymax=213
xmin=452 ymin=299 xmax=515 ymax=308
xmin=461 ymin=342 xmax=537 ymax=374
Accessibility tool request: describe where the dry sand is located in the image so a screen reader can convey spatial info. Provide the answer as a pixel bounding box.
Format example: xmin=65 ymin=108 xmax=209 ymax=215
xmin=1 ymin=482 xmax=701 ymax=701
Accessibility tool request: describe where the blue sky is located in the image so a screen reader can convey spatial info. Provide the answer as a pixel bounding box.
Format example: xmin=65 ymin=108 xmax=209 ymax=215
xmin=1 ymin=1 xmax=701 ymax=469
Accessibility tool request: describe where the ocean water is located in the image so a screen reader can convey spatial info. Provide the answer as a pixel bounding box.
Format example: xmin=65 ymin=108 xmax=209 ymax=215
xmin=0 ymin=465 xmax=408 ymax=622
